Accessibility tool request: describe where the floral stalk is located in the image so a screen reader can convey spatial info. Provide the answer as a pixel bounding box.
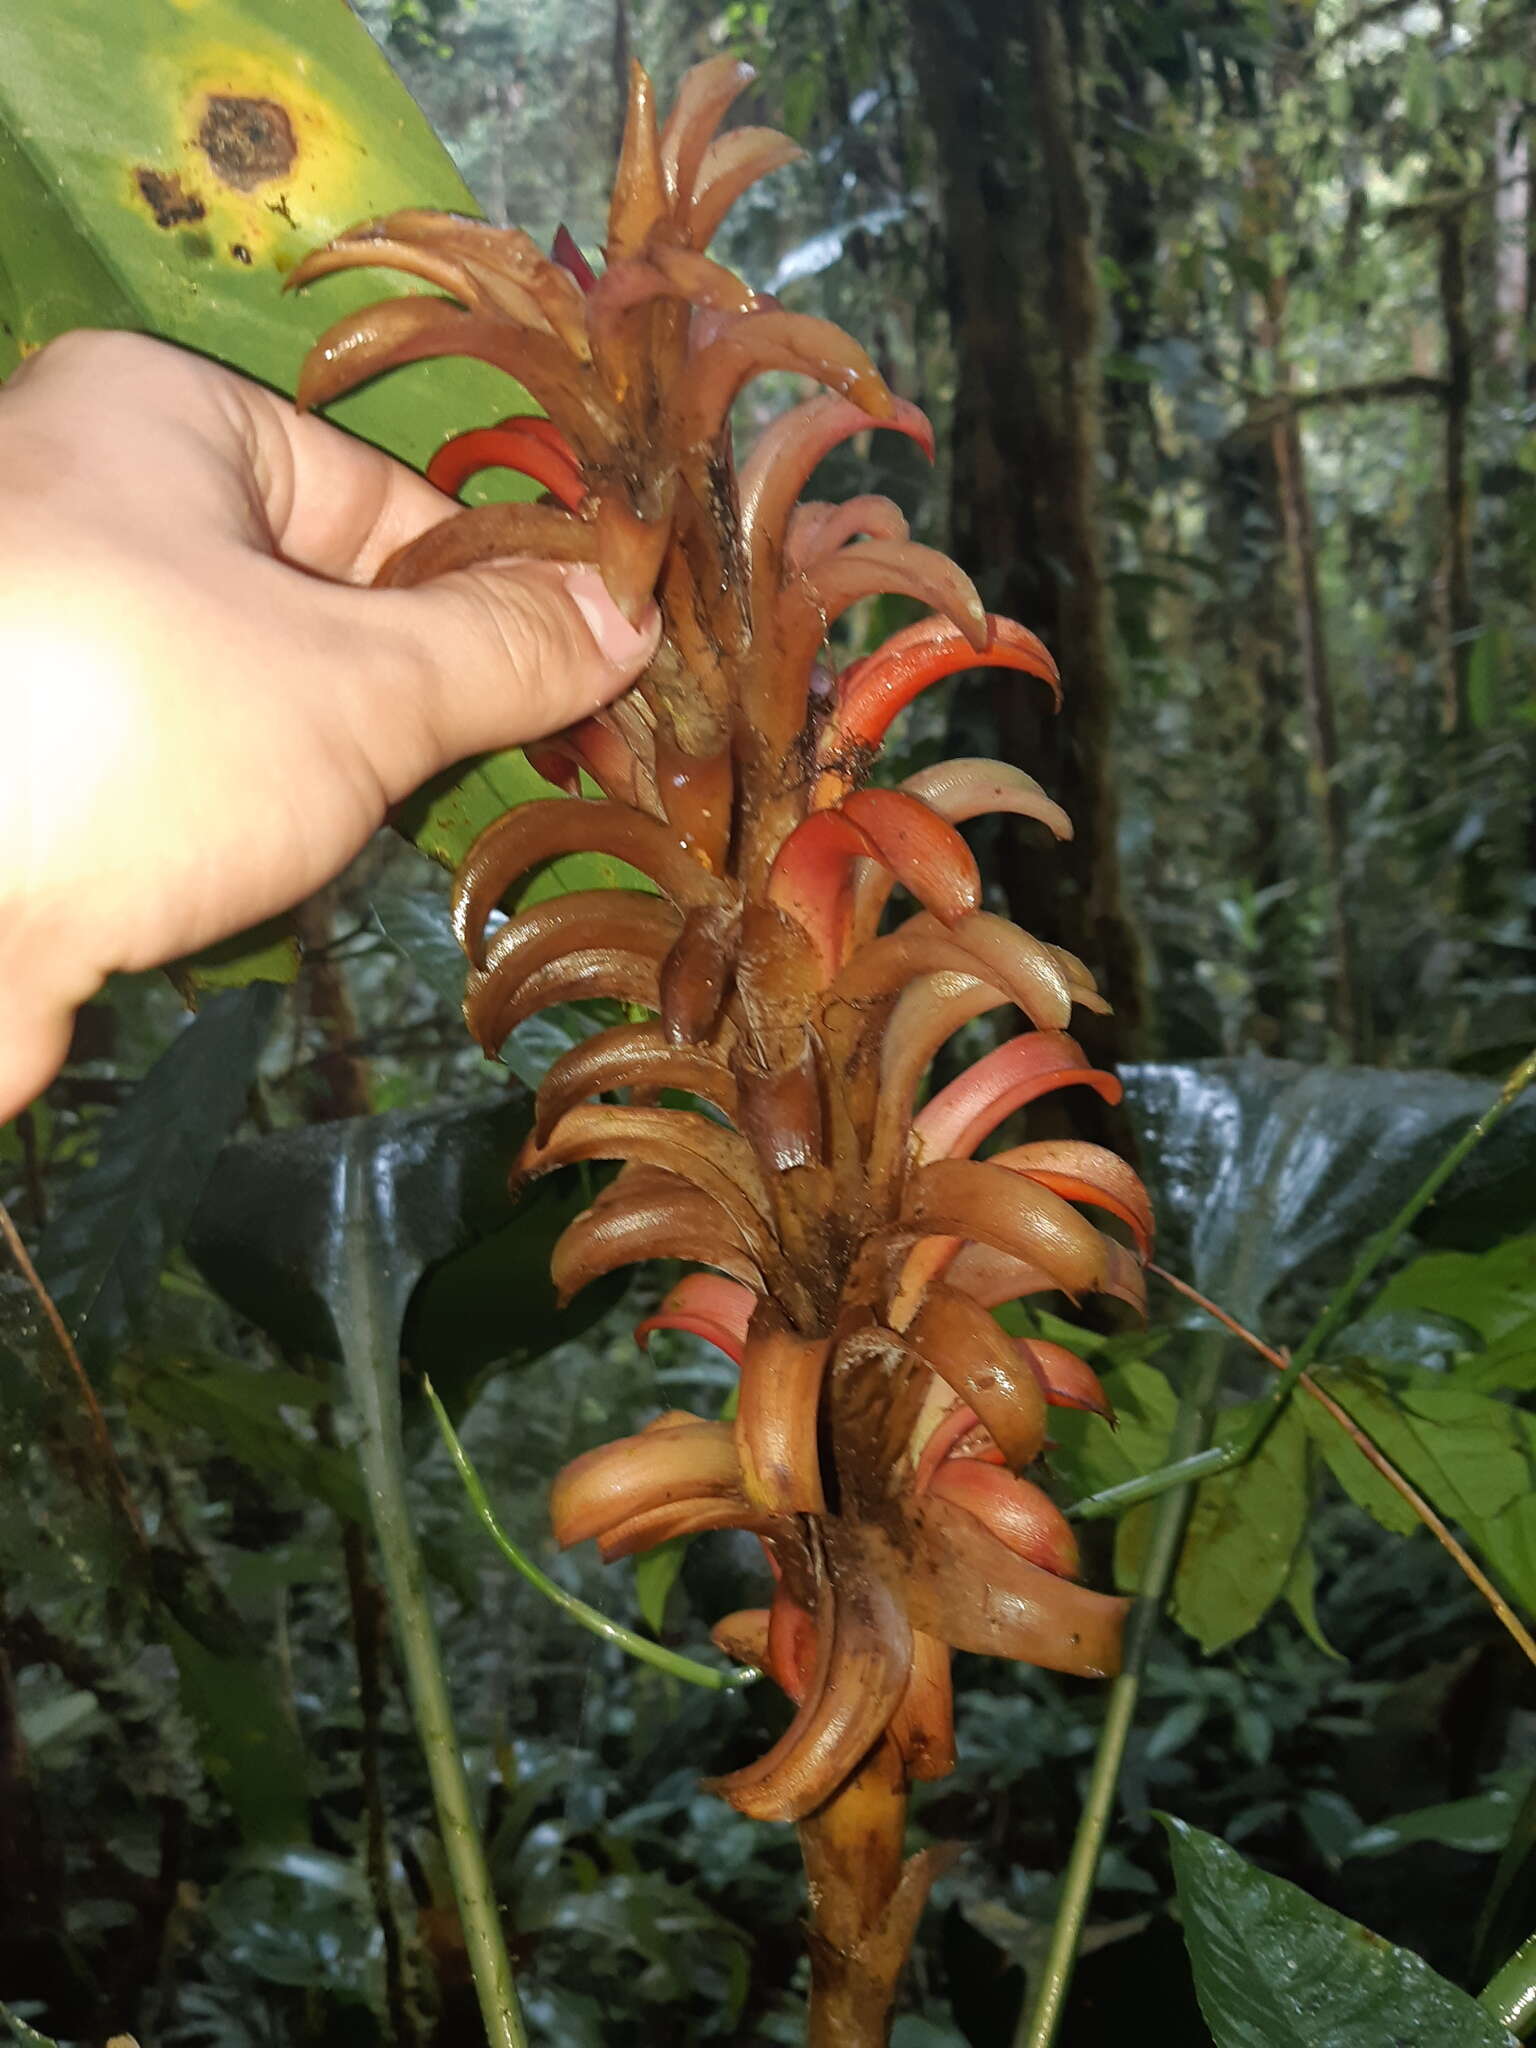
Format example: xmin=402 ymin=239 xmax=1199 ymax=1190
xmin=297 ymin=56 xmax=1149 ymax=2044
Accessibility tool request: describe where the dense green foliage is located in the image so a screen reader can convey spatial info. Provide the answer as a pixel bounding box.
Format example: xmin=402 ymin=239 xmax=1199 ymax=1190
xmin=2 ymin=2 xmax=1535 ymax=2045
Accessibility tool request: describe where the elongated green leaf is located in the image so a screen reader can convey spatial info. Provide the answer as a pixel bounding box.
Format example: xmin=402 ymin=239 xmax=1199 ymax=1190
xmin=1477 ymin=1776 xmax=1536 ymax=1985
xmin=0 ymin=2004 xmax=62 ymax=2048
xmin=160 ymin=1600 xmax=309 ymax=1848
xmin=33 ymin=984 xmax=279 ymax=1373
xmin=1280 ymin=1541 xmax=1341 ymax=1659
xmin=1160 ymin=1814 xmax=1518 ymax=2048
xmin=635 ymin=1539 xmax=688 ymax=1636
xmin=1347 ymin=1771 xmax=1533 ymax=1860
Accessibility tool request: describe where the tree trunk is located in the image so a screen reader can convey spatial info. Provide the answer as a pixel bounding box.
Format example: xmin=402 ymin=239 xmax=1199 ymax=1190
xmin=1437 ymin=199 xmax=1476 ymax=733
xmin=903 ymin=0 xmax=1145 ymax=1085
xmin=1262 ymin=277 xmax=1362 ymax=1058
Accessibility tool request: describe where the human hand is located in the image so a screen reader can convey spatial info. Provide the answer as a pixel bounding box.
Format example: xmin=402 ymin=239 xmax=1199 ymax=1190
xmin=0 ymin=330 xmax=659 ymax=1120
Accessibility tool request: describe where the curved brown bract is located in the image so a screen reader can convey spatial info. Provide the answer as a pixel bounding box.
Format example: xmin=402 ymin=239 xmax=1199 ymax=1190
xmin=534 ymin=1022 xmax=738 ymax=1141
xmin=906 ymin=1286 xmax=1048 ymax=1472
xmin=299 ymin=55 xmax=1150 ymax=2024
xmin=451 ymin=799 xmax=730 ymax=966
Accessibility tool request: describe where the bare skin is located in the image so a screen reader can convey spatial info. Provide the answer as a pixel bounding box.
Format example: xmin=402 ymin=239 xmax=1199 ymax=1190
xmin=0 ymin=330 xmax=660 ymax=1119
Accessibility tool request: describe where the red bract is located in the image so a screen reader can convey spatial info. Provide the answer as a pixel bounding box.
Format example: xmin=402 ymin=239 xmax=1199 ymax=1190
xmin=298 ymin=52 xmax=1149 ymax=2047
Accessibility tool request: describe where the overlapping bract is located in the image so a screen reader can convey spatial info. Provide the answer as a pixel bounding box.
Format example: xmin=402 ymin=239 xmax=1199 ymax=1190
xmin=297 ymin=56 xmax=1147 ymax=1834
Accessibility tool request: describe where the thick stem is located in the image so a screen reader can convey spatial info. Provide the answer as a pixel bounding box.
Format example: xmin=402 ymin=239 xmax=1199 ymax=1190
xmin=336 ymin=1147 xmax=526 ymax=2048
xmin=801 ymin=1740 xmax=914 ymax=2048
xmin=1017 ymin=1335 xmax=1227 ymax=2048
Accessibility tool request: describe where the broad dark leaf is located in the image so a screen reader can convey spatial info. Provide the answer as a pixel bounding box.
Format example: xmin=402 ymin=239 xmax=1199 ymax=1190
xmin=35 ymin=984 xmax=280 ymax=1372
xmin=186 ymin=1092 xmax=614 ymax=1407
xmin=1122 ymin=1058 xmax=1536 ymax=1325
xmin=1161 ymin=1815 xmax=1517 ymax=2048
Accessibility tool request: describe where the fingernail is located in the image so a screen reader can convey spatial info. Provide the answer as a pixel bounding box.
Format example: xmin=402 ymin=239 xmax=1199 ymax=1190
xmin=565 ymin=566 xmax=661 ymax=671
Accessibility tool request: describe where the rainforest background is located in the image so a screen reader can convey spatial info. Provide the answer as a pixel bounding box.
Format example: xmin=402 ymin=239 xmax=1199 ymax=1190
xmin=3 ymin=1 xmax=1536 ymax=2043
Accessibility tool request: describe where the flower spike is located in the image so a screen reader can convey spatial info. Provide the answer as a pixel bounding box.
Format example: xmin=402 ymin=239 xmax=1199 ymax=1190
xmin=297 ymin=57 xmax=1145 ymax=2039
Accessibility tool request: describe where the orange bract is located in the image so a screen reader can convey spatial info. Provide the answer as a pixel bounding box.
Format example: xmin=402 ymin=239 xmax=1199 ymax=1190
xmin=298 ymin=50 xmax=1149 ymax=2039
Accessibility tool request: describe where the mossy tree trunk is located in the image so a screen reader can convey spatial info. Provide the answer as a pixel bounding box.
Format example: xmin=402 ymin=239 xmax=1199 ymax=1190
xmin=903 ymin=0 xmax=1146 ymax=1088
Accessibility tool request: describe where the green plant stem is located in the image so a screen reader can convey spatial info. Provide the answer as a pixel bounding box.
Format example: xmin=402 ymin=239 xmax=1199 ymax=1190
xmin=424 ymin=1378 xmax=757 ymax=1693
xmin=1017 ymin=1335 xmax=1228 ymax=2048
xmin=337 ymin=1166 xmax=526 ymax=2048
xmin=1483 ymin=1931 xmax=1536 ymax=2039
xmin=1070 ymin=1041 xmax=1536 ymax=1524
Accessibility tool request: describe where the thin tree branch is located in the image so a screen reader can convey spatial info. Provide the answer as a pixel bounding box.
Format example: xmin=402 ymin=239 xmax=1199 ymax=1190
xmin=1244 ymin=373 xmax=1451 ymax=426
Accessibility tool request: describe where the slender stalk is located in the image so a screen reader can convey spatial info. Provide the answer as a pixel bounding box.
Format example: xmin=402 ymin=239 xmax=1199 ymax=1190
xmin=424 ymin=1378 xmax=756 ymax=1693
xmin=1482 ymin=1930 xmax=1536 ymax=2039
xmin=1070 ymin=1042 xmax=1536 ymax=1524
xmin=1016 ymin=1335 xmax=1228 ymax=2048
xmin=336 ymin=1154 xmax=526 ymax=2048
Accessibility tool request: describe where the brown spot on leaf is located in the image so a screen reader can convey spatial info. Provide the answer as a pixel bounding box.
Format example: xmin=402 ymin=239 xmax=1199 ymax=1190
xmin=136 ymin=169 xmax=206 ymax=228
xmin=198 ymin=96 xmax=296 ymax=191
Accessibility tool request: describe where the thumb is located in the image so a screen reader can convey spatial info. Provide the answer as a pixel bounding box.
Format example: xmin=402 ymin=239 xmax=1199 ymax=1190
xmin=334 ymin=558 xmax=661 ymax=794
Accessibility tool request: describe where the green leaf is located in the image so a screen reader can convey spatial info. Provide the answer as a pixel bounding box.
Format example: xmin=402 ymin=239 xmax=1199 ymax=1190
xmin=1170 ymin=1401 xmax=1309 ymax=1653
xmin=1474 ymin=1484 xmax=1536 ymax=1618
xmin=1160 ymin=1814 xmax=1518 ymax=2048
xmin=1048 ymin=1355 xmax=1178 ymax=1503
xmin=395 ymin=751 xmax=657 ymax=888
xmin=1368 ymin=1236 xmax=1536 ymax=1393
xmin=0 ymin=2005 xmax=62 ymax=2048
xmin=635 ymin=1538 xmax=688 ymax=1636
xmin=1280 ymin=1541 xmax=1341 ymax=1660
xmin=1305 ymin=1363 xmax=1530 ymax=1556
xmin=1347 ymin=1771 xmax=1533 ymax=1860
xmin=157 ymin=1571 xmax=309 ymax=1847
xmin=33 ymin=985 xmax=279 ymax=1373
xmin=0 ymin=0 xmax=509 ymax=451
xmin=1477 ymin=1775 xmax=1536 ymax=1984
xmin=167 ymin=917 xmax=301 ymax=998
